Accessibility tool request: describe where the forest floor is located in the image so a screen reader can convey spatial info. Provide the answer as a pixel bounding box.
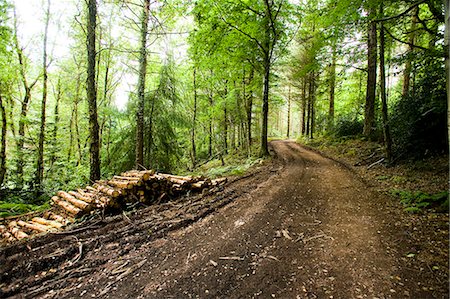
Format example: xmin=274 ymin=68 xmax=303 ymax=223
xmin=1 ymin=140 xmax=448 ymax=298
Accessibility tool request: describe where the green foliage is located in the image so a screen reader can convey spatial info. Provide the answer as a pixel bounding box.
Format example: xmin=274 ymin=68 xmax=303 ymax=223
xmin=332 ymin=116 xmax=363 ymax=138
xmin=0 ymin=201 xmax=50 ymax=218
xmin=390 ymin=189 xmax=449 ymax=213
xmin=390 ymin=53 xmax=447 ymax=159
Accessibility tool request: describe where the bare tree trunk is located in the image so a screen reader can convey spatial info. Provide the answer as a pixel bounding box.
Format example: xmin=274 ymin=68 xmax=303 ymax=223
xmin=135 ymin=0 xmax=150 ymax=169
xmin=0 ymin=94 xmax=7 ymax=186
xmin=363 ymin=8 xmax=377 ymax=138
xmin=310 ymin=72 xmax=316 ymax=139
xmin=223 ymin=83 xmax=228 ymax=154
xmin=445 ymin=0 xmax=449 ymax=193
xmin=246 ymin=68 xmax=254 ymax=147
xmin=260 ymin=54 xmax=270 ymax=156
xmin=67 ymin=109 xmax=74 ymax=162
xmin=146 ymin=95 xmax=156 ymax=169
xmin=208 ymin=88 xmax=213 ymax=158
xmin=36 ymin=0 xmax=51 ymax=189
xmin=191 ymin=68 xmax=197 ymax=168
xmin=50 ymin=78 xmax=60 ymax=167
xmin=306 ymin=75 xmax=311 ymax=137
xmin=329 ymin=45 xmax=336 ymax=130
xmin=301 ymin=77 xmax=306 ymax=136
xmin=287 ymin=85 xmax=291 ymax=138
xmin=379 ymin=20 xmax=392 ymax=163
xmin=87 ymin=0 xmax=100 ymax=181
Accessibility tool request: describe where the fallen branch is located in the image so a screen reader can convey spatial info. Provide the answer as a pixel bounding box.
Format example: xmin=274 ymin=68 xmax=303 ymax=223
xmin=367 ymin=158 xmax=385 ymax=170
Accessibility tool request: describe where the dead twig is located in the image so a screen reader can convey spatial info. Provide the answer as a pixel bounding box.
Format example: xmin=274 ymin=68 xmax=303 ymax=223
xmin=303 ymin=234 xmax=335 ymax=243
xmin=70 ymin=236 xmax=83 ymax=264
xmin=367 ymin=158 xmax=385 ymax=170
xmin=219 ymin=256 xmax=244 ymax=261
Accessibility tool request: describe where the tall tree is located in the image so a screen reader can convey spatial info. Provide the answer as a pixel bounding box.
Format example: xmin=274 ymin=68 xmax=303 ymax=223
xmin=87 ymin=0 xmax=100 ymax=181
xmin=135 ymin=0 xmax=150 ymax=169
xmin=328 ymin=44 xmax=336 ymax=130
xmin=191 ymin=68 xmax=197 ymax=167
xmin=363 ymin=5 xmax=378 ymax=137
xmin=379 ymin=12 xmax=392 ymax=163
xmin=36 ymin=0 xmax=51 ymax=189
xmin=445 ymin=0 xmax=449 ymax=185
xmin=13 ymin=7 xmax=40 ymax=187
xmin=0 ymin=93 xmax=6 ymax=186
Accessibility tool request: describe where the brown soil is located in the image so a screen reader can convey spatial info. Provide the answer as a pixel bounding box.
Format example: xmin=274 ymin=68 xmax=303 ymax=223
xmin=0 ymin=140 xmax=448 ymax=298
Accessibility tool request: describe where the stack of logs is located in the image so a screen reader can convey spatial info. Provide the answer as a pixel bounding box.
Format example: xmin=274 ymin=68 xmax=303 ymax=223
xmin=0 ymin=170 xmax=227 ymax=244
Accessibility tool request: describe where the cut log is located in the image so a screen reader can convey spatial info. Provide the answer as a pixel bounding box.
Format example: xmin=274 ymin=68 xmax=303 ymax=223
xmin=191 ymin=180 xmax=209 ymax=189
xmin=121 ymin=170 xmax=155 ymax=180
xmin=32 ymin=217 xmax=63 ymax=229
xmin=44 ymin=211 xmax=71 ymax=225
xmin=112 ymin=176 xmax=143 ymax=186
xmin=57 ymin=191 xmax=90 ymax=210
xmin=90 ymin=184 xmax=121 ymax=197
xmin=52 ymin=196 xmax=82 ymax=216
xmin=17 ymin=220 xmax=53 ymax=233
xmin=0 ymin=225 xmax=16 ymax=242
xmin=69 ymin=191 xmax=94 ymax=203
xmin=159 ymin=173 xmax=192 ymax=180
xmin=6 ymin=222 xmax=29 ymax=240
xmin=211 ymin=177 xmax=227 ymax=186
xmin=107 ymin=179 xmax=135 ymax=189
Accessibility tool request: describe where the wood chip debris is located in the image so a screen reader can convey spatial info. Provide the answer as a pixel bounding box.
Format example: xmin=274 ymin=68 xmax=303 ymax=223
xmin=218 ymin=256 xmax=244 ymax=261
xmin=281 ymin=229 xmax=292 ymax=240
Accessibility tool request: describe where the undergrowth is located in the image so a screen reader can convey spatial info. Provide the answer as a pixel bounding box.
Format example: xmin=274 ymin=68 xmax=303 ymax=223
xmin=191 ymin=145 xmax=265 ymax=178
xmin=390 ymin=189 xmax=449 ymax=213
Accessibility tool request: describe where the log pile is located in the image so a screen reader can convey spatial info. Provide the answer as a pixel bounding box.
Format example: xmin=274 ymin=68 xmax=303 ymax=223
xmin=0 ymin=170 xmax=227 ymax=244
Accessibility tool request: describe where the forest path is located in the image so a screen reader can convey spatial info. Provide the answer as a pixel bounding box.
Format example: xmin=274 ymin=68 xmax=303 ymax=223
xmin=85 ymin=140 xmax=422 ymax=298
xmin=2 ymin=140 xmax=447 ymax=298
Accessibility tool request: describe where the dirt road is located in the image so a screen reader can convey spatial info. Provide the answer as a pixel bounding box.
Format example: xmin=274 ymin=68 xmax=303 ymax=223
xmin=1 ymin=140 xmax=448 ymax=298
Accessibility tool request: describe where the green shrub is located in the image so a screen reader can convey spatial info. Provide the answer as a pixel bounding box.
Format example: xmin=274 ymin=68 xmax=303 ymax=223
xmin=333 ymin=117 xmax=363 ymax=138
xmin=390 ymin=189 xmax=448 ymax=213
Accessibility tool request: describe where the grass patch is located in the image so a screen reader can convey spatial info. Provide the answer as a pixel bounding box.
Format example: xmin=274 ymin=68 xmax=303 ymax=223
xmin=0 ymin=201 xmax=50 ymax=218
xmin=390 ymin=189 xmax=448 ymax=213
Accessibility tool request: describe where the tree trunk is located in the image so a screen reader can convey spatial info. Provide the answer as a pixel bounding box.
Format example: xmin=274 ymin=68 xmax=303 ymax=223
xmin=36 ymin=0 xmax=50 ymax=189
xmin=301 ymin=77 xmax=306 ymax=136
xmin=87 ymin=0 xmax=100 ymax=181
xmin=0 ymin=94 xmax=7 ymax=186
xmin=287 ymin=85 xmax=291 ymax=138
xmin=402 ymin=7 xmax=418 ymax=98
xmin=13 ymin=8 xmax=37 ymax=188
xmin=363 ymin=9 xmax=377 ymax=138
xmin=135 ymin=0 xmax=150 ymax=169
xmin=223 ymin=83 xmax=228 ymax=154
xmin=329 ymin=45 xmax=336 ymax=130
xmin=50 ymin=77 xmax=60 ymax=167
xmin=146 ymin=95 xmax=155 ymax=169
xmin=379 ymin=21 xmax=392 ymax=163
xmin=306 ymin=75 xmax=311 ymax=137
xmin=310 ymin=72 xmax=316 ymax=139
xmin=208 ymin=88 xmax=213 ymax=158
xmin=246 ymin=68 xmax=254 ymax=147
xmin=260 ymin=54 xmax=270 ymax=156
xmin=191 ymin=68 xmax=197 ymax=168
xmin=445 ymin=0 xmax=449 ymax=193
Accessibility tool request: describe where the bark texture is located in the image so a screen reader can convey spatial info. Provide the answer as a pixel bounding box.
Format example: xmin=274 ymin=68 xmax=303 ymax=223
xmin=363 ymin=10 xmax=378 ymax=138
xmin=87 ymin=0 xmax=100 ymax=181
xmin=135 ymin=0 xmax=150 ymax=169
